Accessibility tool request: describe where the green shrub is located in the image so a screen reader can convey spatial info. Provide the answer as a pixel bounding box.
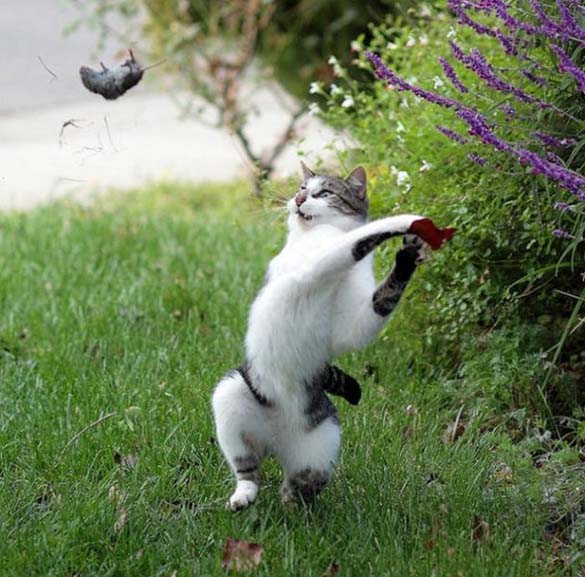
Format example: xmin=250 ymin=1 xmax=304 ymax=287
xmin=313 ymin=3 xmax=585 ymax=420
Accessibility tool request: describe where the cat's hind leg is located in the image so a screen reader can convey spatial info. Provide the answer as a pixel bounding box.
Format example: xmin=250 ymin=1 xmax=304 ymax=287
xmin=277 ymin=413 xmax=341 ymax=505
xmin=212 ymin=368 xmax=271 ymax=511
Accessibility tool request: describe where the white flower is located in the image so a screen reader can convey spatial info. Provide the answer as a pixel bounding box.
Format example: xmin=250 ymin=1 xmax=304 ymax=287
xmin=433 ymin=76 xmax=445 ymax=89
xmin=419 ymin=160 xmax=433 ymax=173
xmin=396 ymin=121 xmax=405 ymax=133
xmin=396 ymin=171 xmax=410 ymax=188
xmin=341 ymin=96 xmax=354 ymax=108
xmin=390 ymin=165 xmax=398 ymax=176
xmin=420 ymin=4 xmax=432 ymax=18
xmin=309 ymin=81 xmax=322 ymax=95
xmin=387 ymin=42 xmax=398 ymax=51
xmin=406 ymin=36 xmax=416 ymax=48
xmin=308 ymin=103 xmax=321 ymax=116
xmin=350 ymin=40 xmax=362 ymax=53
xmin=328 ymin=55 xmax=343 ymax=77
xmin=447 ymin=26 xmax=457 ymax=39
xmin=419 ymin=34 xmax=429 ymax=47
xmin=330 ymin=83 xmax=342 ymax=96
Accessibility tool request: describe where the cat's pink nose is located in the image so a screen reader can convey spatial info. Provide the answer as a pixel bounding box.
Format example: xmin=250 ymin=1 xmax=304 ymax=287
xmin=295 ymin=193 xmax=306 ymax=207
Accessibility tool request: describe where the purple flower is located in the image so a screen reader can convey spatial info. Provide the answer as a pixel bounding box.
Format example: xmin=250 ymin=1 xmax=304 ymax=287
xmin=449 ymin=42 xmax=547 ymax=106
xmin=547 ymin=151 xmax=564 ymax=164
xmin=515 ymin=147 xmax=585 ymax=196
xmin=366 ymin=52 xmax=463 ymax=109
xmin=438 ymin=57 xmax=469 ymax=93
xmin=533 ymin=132 xmax=578 ymax=147
xmin=366 ymin=52 xmax=585 ymax=200
xmin=554 ymin=201 xmax=573 ymax=212
xmin=551 ymin=44 xmax=585 ymax=92
xmin=556 ymin=0 xmax=584 ymax=37
xmin=447 ymin=0 xmax=518 ymax=55
xmin=521 ymin=70 xmax=548 ymax=87
xmin=468 ymin=153 xmax=487 ymax=165
xmin=436 ymin=125 xmax=469 ymax=144
xmin=500 ymin=103 xmax=516 ymax=118
xmin=552 ymin=228 xmax=571 ymax=238
xmin=491 ymin=2 xmax=542 ymax=35
xmin=456 ymin=106 xmax=511 ymax=151
xmin=532 ymin=0 xmax=585 ymax=43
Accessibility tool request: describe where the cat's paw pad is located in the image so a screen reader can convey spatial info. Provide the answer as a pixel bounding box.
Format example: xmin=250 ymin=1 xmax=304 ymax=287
xmin=227 ymin=481 xmax=258 ymax=512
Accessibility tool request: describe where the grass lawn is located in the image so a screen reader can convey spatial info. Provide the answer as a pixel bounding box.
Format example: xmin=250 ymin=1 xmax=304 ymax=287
xmin=0 ymin=182 xmax=580 ymax=576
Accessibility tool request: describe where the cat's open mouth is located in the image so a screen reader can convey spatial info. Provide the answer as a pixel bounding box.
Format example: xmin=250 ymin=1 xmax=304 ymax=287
xmin=296 ymin=209 xmax=314 ymax=221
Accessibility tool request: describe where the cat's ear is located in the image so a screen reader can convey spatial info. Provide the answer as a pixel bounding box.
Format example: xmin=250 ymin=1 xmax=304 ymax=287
xmin=300 ymin=160 xmax=315 ymax=181
xmin=346 ymin=166 xmax=367 ymax=199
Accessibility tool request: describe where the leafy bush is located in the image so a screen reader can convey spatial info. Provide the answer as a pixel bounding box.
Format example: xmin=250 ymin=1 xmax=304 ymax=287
xmin=313 ymin=2 xmax=584 ymax=419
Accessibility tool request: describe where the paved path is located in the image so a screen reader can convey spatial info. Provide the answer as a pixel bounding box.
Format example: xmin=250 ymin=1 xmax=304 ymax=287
xmin=0 ymin=0 xmax=335 ymax=210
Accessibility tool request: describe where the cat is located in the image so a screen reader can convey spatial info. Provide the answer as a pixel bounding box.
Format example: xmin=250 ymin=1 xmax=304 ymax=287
xmin=212 ymin=162 xmax=434 ymax=511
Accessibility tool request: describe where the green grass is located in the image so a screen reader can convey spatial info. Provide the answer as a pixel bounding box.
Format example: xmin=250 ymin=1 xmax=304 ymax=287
xmin=0 ymin=182 xmax=580 ymax=576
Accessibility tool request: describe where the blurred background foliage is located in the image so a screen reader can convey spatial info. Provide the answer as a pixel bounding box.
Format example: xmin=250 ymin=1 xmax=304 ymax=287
xmin=68 ymin=0 xmax=417 ymax=192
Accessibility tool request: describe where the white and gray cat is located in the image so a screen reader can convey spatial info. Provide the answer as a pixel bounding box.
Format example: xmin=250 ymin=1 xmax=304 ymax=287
xmin=212 ymin=163 xmax=443 ymax=510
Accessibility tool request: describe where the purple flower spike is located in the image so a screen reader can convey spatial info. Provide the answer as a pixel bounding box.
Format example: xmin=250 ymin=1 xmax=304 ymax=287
xmin=552 ymin=228 xmax=571 ymax=238
xmin=438 ymin=57 xmax=469 ymax=93
xmin=456 ymin=106 xmax=511 ymax=151
xmin=555 ymin=0 xmax=585 ymax=39
xmin=449 ymin=41 xmax=544 ymax=106
xmin=492 ymin=2 xmax=541 ymax=35
xmin=515 ymin=148 xmax=585 ymax=196
xmin=436 ymin=125 xmax=469 ymax=144
xmin=547 ymin=151 xmax=564 ymax=164
xmin=447 ymin=0 xmax=518 ymax=55
xmin=468 ymin=153 xmax=487 ymax=165
xmin=366 ymin=52 xmax=463 ymax=109
xmin=551 ymin=45 xmax=585 ymax=92
xmin=533 ymin=132 xmax=578 ymax=148
xmin=554 ymin=201 xmax=573 ymax=212
xmin=531 ymin=0 xmax=585 ymax=43
xmin=521 ymin=70 xmax=548 ymax=87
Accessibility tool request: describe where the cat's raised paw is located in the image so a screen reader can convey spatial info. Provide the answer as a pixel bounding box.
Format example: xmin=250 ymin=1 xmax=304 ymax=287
xmin=403 ymin=234 xmax=430 ymax=264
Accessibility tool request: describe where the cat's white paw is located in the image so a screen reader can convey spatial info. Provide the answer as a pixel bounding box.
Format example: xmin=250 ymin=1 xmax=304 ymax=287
xmin=227 ymin=480 xmax=258 ymax=512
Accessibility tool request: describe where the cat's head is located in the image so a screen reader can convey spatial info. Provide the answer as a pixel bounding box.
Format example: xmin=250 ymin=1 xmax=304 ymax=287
xmin=287 ymin=162 xmax=369 ymax=231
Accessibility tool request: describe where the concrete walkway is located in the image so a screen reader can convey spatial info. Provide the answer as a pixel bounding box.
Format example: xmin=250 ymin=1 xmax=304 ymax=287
xmin=0 ymin=0 xmax=335 ymax=210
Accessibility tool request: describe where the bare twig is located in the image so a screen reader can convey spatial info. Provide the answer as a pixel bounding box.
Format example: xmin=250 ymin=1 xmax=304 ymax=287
xmin=60 ymin=412 xmax=117 ymax=455
xmin=232 ymin=105 xmax=305 ymax=196
xmin=103 ymin=116 xmax=118 ymax=152
xmin=59 ymin=119 xmax=86 ymax=148
xmin=37 ymin=55 xmax=57 ymax=81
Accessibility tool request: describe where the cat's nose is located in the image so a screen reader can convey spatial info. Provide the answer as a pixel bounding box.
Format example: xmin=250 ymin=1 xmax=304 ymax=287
xmin=295 ymin=193 xmax=306 ymax=207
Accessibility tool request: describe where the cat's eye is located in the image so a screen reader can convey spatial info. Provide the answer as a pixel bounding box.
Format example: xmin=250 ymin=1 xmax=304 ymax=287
xmin=315 ymin=190 xmax=332 ymax=198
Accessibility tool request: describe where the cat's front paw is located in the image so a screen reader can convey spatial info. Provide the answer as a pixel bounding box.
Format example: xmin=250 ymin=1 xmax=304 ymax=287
xmin=402 ymin=234 xmax=430 ymax=264
xmin=227 ymin=481 xmax=258 ymax=512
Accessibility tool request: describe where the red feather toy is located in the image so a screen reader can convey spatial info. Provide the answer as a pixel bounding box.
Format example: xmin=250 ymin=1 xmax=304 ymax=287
xmin=408 ymin=218 xmax=457 ymax=250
